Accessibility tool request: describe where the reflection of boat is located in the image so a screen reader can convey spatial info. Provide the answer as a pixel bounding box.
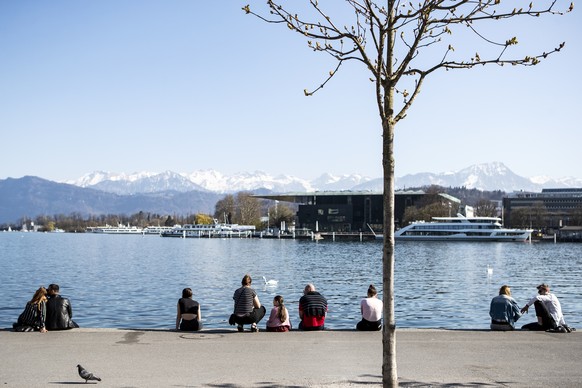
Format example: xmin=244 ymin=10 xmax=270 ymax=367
xmin=394 ymin=214 xmax=532 ymax=242
xmin=161 ymin=220 xmax=255 ymax=238
xmin=87 ymin=224 xmax=143 ymax=234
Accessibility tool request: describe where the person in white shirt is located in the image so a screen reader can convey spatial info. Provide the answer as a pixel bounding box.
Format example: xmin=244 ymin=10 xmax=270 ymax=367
xmin=520 ymin=283 xmax=572 ymax=332
xmin=356 ymin=284 xmax=383 ymax=331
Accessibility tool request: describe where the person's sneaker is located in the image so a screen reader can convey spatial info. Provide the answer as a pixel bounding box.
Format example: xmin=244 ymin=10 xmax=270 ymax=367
xmin=237 ymin=325 xmax=244 ymax=332
xmin=547 ymin=326 xmax=567 ymax=333
xmin=251 ymin=324 xmax=259 ymax=333
xmin=563 ymin=324 xmax=573 ymax=333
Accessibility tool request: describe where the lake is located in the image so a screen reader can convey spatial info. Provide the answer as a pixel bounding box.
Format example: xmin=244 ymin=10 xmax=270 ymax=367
xmin=0 ymin=232 xmax=580 ymax=330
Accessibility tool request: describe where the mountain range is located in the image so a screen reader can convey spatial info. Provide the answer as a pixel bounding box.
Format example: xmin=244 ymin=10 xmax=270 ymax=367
xmin=1 ymin=162 xmax=581 ymax=224
xmin=65 ymin=162 xmax=582 ymax=194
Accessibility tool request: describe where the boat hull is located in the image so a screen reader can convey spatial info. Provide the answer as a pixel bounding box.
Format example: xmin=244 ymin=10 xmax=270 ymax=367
xmin=394 ymin=234 xmax=530 ymax=242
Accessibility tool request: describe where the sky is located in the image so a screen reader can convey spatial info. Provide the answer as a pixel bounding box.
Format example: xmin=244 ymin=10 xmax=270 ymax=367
xmin=1 ymin=1 xmax=580 ymax=182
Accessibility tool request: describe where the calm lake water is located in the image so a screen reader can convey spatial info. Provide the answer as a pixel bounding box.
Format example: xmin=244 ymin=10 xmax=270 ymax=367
xmin=0 ymin=232 xmax=580 ymax=330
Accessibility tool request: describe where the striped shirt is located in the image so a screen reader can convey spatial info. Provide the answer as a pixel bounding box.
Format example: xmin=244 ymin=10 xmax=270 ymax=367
xmin=299 ymin=292 xmax=327 ymax=318
xmin=18 ymin=301 xmax=46 ymax=329
xmin=233 ymin=286 xmax=256 ymax=315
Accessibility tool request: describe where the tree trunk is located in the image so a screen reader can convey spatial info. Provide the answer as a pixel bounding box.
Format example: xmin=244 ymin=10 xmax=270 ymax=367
xmin=382 ymin=4 xmax=397 ymax=384
xmin=382 ymin=116 xmax=397 ymax=387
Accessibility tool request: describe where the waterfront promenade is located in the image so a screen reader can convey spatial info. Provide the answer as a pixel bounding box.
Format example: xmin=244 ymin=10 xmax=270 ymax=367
xmin=0 ymin=328 xmax=580 ymax=387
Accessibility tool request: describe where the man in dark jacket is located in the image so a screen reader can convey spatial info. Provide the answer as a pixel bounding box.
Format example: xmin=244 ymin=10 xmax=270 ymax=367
xmin=46 ymin=284 xmax=78 ymax=330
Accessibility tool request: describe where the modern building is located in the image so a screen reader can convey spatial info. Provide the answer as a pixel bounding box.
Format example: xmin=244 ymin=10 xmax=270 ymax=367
xmin=502 ymin=188 xmax=582 ymax=229
xmin=255 ymin=191 xmax=461 ymax=234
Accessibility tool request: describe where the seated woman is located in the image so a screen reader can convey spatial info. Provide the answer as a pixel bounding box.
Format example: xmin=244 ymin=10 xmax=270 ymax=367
xmin=489 ymin=285 xmax=521 ymax=331
xmin=14 ymin=286 xmax=48 ymax=332
xmin=176 ymin=288 xmax=202 ymax=331
xmin=266 ymin=295 xmax=291 ymax=332
xmin=356 ymin=284 xmax=383 ymax=331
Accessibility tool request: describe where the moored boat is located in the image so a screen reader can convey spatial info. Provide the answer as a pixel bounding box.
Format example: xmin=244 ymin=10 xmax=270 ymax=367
xmin=142 ymin=226 xmax=176 ymax=235
xmin=87 ymin=224 xmax=143 ymax=234
xmin=394 ymin=214 xmax=532 ymax=242
xmin=161 ymin=220 xmax=255 ymax=238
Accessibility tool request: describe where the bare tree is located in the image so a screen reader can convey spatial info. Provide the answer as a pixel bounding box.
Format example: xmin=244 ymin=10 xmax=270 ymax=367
xmin=474 ymin=199 xmax=498 ymax=217
xmin=236 ymin=192 xmax=262 ymax=225
xmin=269 ymin=202 xmax=296 ymax=228
xmin=214 ymin=194 xmax=236 ymax=223
xmin=243 ymin=1 xmax=571 ymax=386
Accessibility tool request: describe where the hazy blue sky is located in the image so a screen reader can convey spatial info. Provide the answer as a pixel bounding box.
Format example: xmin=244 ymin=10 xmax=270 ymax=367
xmin=1 ymin=1 xmax=579 ymax=182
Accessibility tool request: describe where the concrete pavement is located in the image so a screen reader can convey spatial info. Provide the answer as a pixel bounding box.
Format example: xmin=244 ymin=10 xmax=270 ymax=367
xmin=0 ymin=328 xmax=580 ymax=387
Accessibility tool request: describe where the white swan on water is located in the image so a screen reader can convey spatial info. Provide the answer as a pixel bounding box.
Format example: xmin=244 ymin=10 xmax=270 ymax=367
xmin=487 ymin=265 xmax=493 ymax=276
xmin=262 ymin=276 xmax=278 ymax=286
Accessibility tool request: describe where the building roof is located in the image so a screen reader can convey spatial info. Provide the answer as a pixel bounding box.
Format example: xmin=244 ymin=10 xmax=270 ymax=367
xmin=507 ymin=188 xmax=582 ymax=198
xmin=254 ymin=190 xmax=460 ymax=204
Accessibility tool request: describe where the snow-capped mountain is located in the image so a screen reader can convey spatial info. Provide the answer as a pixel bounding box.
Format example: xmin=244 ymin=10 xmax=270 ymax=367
xmin=82 ymin=170 xmax=207 ymax=195
xmin=310 ymin=173 xmax=373 ymax=191
xmin=65 ymin=162 xmax=582 ymax=195
xmin=184 ymin=170 xmax=314 ymax=193
xmin=394 ymin=162 xmax=533 ymax=192
xmin=67 ymin=170 xmax=316 ymax=194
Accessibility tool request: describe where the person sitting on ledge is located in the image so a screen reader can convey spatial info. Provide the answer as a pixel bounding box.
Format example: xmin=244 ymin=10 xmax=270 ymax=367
xmin=266 ymin=295 xmax=291 ymax=332
xmin=520 ymin=283 xmax=574 ymax=332
xmin=13 ymin=287 xmax=48 ymax=333
xmin=357 ymin=284 xmax=383 ymax=331
xmin=298 ymin=283 xmax=327 ymax=331
xmin=176 ymin=287 xmax=202 ymax=331
xmin=229 ymin=274 xmax=266 ymax=332
xmin=489 ymin=285 xmax=521 ymax=331
xmin=46 ymin=284 xmax=79 ymax=330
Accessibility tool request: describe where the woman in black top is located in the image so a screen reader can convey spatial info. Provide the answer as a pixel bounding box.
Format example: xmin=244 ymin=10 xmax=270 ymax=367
xmin=176 ymin=288 xmax=202 ymax=331
xmin=14 ymin=286 xmax=48 ymax=332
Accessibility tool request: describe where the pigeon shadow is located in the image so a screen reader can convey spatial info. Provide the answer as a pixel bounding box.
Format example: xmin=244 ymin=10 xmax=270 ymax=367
xmin=50 ymin=382 xmax=98 ymax=385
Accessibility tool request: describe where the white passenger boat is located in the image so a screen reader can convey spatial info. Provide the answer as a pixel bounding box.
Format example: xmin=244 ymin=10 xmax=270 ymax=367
xmin=87 ymin=224 xmax=143 ymax=234
xmin=160 ymin=220 xmax=255 ymax=238
xmin=395 ymin=214 xmax=532 ymax=242
xmin=142 ymin=226 xmax=176 ymax=235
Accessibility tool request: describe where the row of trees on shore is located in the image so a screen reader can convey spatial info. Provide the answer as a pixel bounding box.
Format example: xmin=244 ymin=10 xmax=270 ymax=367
xmin=2 ymin=192 xmax=297 ymax=233
xmin=5 ymin=186 xmax=580 ymax=232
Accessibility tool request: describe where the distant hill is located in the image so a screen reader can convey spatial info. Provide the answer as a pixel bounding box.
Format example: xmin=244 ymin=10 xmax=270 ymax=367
xmin=0 ymin=176 xmax=221 ymax=224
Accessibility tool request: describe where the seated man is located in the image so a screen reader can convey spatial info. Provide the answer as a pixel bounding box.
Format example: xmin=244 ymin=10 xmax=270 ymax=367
xmin=298 ymin=283 xmax=327 ymax=331
xmin=46 ymin=284 xmax=78 ymax=330
xmin=520 ymin=283 xmax=572 ymax=332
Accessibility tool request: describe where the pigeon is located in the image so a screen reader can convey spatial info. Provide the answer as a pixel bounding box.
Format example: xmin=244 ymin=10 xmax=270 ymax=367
xmin=77 ymin=364 xmax=102 ymax=383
